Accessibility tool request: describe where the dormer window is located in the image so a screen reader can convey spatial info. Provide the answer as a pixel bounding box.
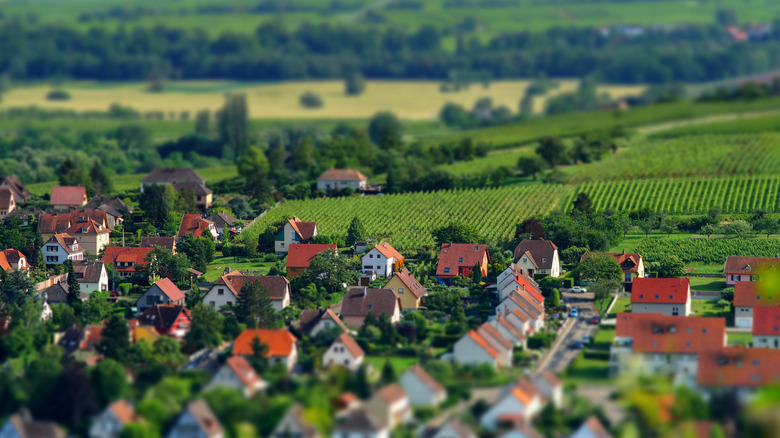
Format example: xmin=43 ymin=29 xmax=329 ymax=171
xmin=542 ymin=258 xmax=546 ymax=262
xmin=459 ymin=257 xmax=463 ymax=263
xmin=82 ymin=228 xmax=88 ymax=233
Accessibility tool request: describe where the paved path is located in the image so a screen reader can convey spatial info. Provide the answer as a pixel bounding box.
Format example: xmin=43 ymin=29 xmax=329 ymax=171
xmin=535 ymin=291 xmax=599 ymax=376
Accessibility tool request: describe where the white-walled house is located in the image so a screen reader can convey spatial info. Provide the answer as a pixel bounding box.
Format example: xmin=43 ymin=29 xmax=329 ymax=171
xmin=533 ymin=371 xmax=563 ymax=407
xmin=453 ymin=330 xmax=499 ymax=368
xmin=496 ymin=290 xmax=545 ymax=333
xmin=316 ymin=168 xmax=368 ymax=191
xmin=630 ymin=278 xmax=691 ymax=317
xmin=365 ymin=384 xmax=411 ymax=430
xmin=480 ymin=381 xmax=545 ymax=430
xmin=399 ymin=364 xmax=447 ymax=407
xmin=42 ymin=233 xmax=85 ymax=264
xmin=513 ymin=239 xmax=560 ymax=278
xmin=89 ymin=400 xmax=142 ymax=438
xmin=724 ymin=256 xmax=780 ymax=286
xmin=203 ymin=272 xmax=290 ymax=312
xmin=733 ymin=281 xmax=780 ymax=329
xmin=323 ymin=333 xmax=365 ymax=371
xmin=753 ymin=306 xmax=780 ymax=348
xmin=275 ymin=217 xmax=317 ymax=255
xmin=204 ymin=356 xmax=268 ymax=398
xmin=477 ymin=323 xmax=513 ymax=368
xmin=167 ymin=400 xmax=223 ymax=438
xmin=74 ymin=260 xmax=109 ymax=293
xmin=490 ymin=314 xmax=527 ymax=348
xmin=361 ymin=242 xmax=404 ymax=278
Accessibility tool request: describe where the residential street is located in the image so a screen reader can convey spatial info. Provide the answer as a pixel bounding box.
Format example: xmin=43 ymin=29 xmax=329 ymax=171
xmin=535 ymin=290 xmax=599 ymax=376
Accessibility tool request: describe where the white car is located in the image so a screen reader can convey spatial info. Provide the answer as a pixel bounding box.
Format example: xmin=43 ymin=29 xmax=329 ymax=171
xmin=571 ymin=286 xmax=587 ymax=293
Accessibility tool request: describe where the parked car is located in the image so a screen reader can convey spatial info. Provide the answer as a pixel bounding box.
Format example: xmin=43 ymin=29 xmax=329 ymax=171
xmin=590 ymin=316 xmax=601 ymax=325
xmin=571 ymin=286 xmax=587 ymax=293
xmin=570 ymin=340 xmax=583 ymax=349
xmin=570 ymin=308 xmax=579 ymax=318
xmin=582 ymin=335 xmax=592 ymax=344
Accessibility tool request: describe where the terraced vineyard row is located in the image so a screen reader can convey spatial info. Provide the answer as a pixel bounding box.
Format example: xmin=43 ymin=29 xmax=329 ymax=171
xmin=635 ymin=236 xmax=780 ymax=264
xmin=242 ymin=185 xmax=574 ymax=251
xmin=563 ymin=175 xmax=780 ymax=214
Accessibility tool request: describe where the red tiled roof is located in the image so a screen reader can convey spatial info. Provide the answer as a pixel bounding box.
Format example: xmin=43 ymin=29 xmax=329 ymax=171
xmin=46 ymin=233 xmax=84 ymax=254
xmin=514 ymin=278 xmax=544 ymax=304
xmin=508 ymin=289 xmax=544 ymax=317
xmin=466 ymin=330 xmax=498 ymax=358
xmin=286 ymin=244 xmax=337 ymax=269
xmin=233 ymin=329 xmax=297 ymax=357
xmin=753 ymin=306 xmax=780 ymax=336
xmin=733 ymin=281 xmax=780 ymax=307
xmin=508 ymin=308 xmax=530 ymax=324
xmin=724 ymin=256 xmax=780 ymax=275
xmin=108 ymin=400 xmax=142 ymax=425
xmin=436 ymin=243 xmax=489 ymax=277
xmin=50 ymin=186 xmax=87 ymax=206
xmin=334 ymin=333 xmax=364 ymax=358
xmin=285 ymin=217 xmax=318 ymax=241
xmin=581 ymin=416 xmax=611 ymax=438
xmin=225 ymin=355 xmax=265 ymax=390
xmin=340 ymin=287 xmax=399 ymax=319
xmin=386 ymin=268 xmax=426 ymax=299
xmin=513 ymin=239 xmax=557 ymax=269
xmin=38 ymin=213 xmax=72 ymax=234
xmin=103 ymin=246 xmax=153 ymax=272
xmin=371 ymin=242 xmax=404 ymax=261
xmin=0 ymin=187 xmax=14 ymax=210
xmin=317 ymin=168 xmax=367 ymax=182
xmin=376 ymin=383 xmax=407 ymax=404
xmin=178 ymin=214 xmax=214 ymax=239
xmin=66 ymin=218 xmax=109 ymax=236
xmin=186 ymin=399 xmax=223 ymax=437
xmin=299 ymin=307 xmax=347 ymax=334
xmin=216 ymin=273 xmax=290 ymax=301
xmin=494 ymin=315 xmax=525 ymax=341
xmin=614 ymin=312 xmax=726 ymax=353
xmin=583 ymin=251 xmax=643 ymax=273
xmin=152 ymin=278 xmax=186 ymax=302
xmin=70 ymin=210 xmax=108 ymax=227
xmin=1 ymin=249 xmax=27 ymax=271
xmin=137 ymin=304 xmax=189 ymax=329
xmin=630 ymin=278 xmax=690 ymax=304
xmin=479 ymin=322 xmax=513 ymax=350
xmin=697 ymin=347 xmax=780 ymax=387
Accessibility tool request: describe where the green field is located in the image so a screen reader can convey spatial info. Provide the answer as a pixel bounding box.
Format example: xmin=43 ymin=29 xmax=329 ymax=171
xmin=648 ymin=113 xmax=780 ymax=139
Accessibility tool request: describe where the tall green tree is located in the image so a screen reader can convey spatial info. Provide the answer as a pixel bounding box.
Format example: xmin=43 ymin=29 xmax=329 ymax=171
xmin=345 ymin=216 xmax=366 ymax=247
xmin=517 ymin=156 xmax=545 ymax=180
xmin=97 ymin=315 xmax=131 ymax=362
xmin=195 ymin=110 xmax=211 ymax=136
xmin=142 ymin=247 xmax=191 ymax=285
xmin=139 ymin=184 xmax=176 ymax=229
xmin=90 ymin=160 xmax=113 ymax=196
xmin=368 ymin=112 xmax=402 ymax=150
xmin=217 ymin=93 xmax=249 ymax=162
xmin=535 ymin=136 xmax=567 ymax=168
xmin=91 ymin=358 xmax=129 ymax=405
xmin=64 ymin=260 xmax=81 ymax=306
xmin=248 ymin=336 xmax=269 ymax=373
xmin=290 ymin=139 xmax=315 ymax=172
xmin=235 ymin=281 xmax=279 ymax=329
xmin=303 ymin=251 xmax=359 ymax=293
xmin=381 ymin=359 xmax=396 ymax=384
xmin=184 ymin=303 xmax=224 ymax=350
xmin=59 ymin=158 xmax=91 ymax=189
xmin=237 ymin=146 xmax=271 ymax=203
xmin=656 ymin=254 xmax=686 ymax=278
xmin=431 ymin=222 xmax=481 ymax=245
xmin=578 ymin=253 xmax=622 ymax=283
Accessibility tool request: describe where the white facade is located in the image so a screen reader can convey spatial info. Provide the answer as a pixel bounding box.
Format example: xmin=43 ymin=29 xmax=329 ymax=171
xmin=42 ymin=240 xmax=84 ymax=264
xmin=80 ymin=264 xmax=109 ymax=294
xmin=631 ymin=300 xmax=691 ymax=317
xmin=204 ymin=363 xmax=267 ymax=398
xmin=496 ymin=297 xmax=543 ymax=332
xmin=337 ymin=427 xmax=388 ymax=438
xmin=515 ymin=251 xmax=560 ymax=278
xmin=477 ymin=327 xmax=513 ymax=368
xmin=610 ymin=344 xmax=700 ymax=386
xmin=399 ymin=370 xmax=446 ymax=407
xmin=753 ymin=335 xmax=780 ymax=348
xmin=271 ymin=348 xmax=298 ymax=372
xmin=317 ymin=178 xmax=366 ymax=191
xmin=274 ymin=222 xmax=317 ymax=255
xmin=323 ymin=343 xmax=363 ymax=371
xmin=532 ymin=376 xmax=562 ymax=408
xmin=361 ymin=247 xmax=396 ymax=278
xmin=203 ymin=282 xmax=289 ymax=312
xmin=490 ymin=318 xmax=526 ymax=348
xmin=480 ymin=393 xmax=543 ymax=431
xmin=453 ymin=335 xmax=498 ymax=368
xmin=88 ymin=408 xmax=123 ymax=438
xmin=735 ymin=306 xmax=754 ymax=329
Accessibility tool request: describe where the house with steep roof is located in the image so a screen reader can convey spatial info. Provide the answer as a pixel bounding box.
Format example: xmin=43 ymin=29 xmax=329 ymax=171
xmin=233 ymin=329 xmax=298 ymax=371
xmin=752 ymin=306 xmax=780 ymax=348
xmin=285 ymin=243 xmax=337 ymax=278
xmin=496 ymin=289 xmax=545 ymax=332
xmin=178 ymin=214 xmax=218 ymax=241
xmin=207 ymin=212 xmax=238 ymax=236
xmin=361 ymin=242 xmax=404 ymax=278
xmin=571 ymin=416 xmax=612 ymax=438
xmin=140 ymin=236 xmax=177 ymax=253
xmin=86 ymin=196 xmax=132 ymax=215
xmin=57 ymin=323 xmax=105 ymax=361
xmin=583 ymin=251 xmax=645 ymax=291
xmin=323 ymin=333 xmax=365 ymax=371
xmin=340 ymin=287 xmax=401 ymax=327
xmin=400 ymin=364 xmax=447 ymax=407
xmin=89 ymin=400 xmax=144 ymax=438
xmin=0 ymin=187 xmax=16 ymax=217
xmin=65 ymin=218 xmax=110 ymax=256
xmin=436 ymin=243 xmax=489 ymax=284
xmin=504 ymin=308 xmax=532 ymax=335
xmin=481 ymin=379 xmax=546 ymax=430
xmin=0 ymin=249 xmax=29 ymax=273
xmin=477 ymin=322 xmax=514 ymax=367
xmin=172 ymin=182 xmax=213 ymax=210
xmin=0 ymin=176 xmax=31 ymax=203
xmin=513 ymin=239 xmax=560 ymax=278
xmin=103 ymin=246 xmax=153 ymax=278
xmin=73 ymin=259 xmax=107 ymax=294
xmin=421 ymin=417 xmax=477 ymax=438
xmin=42 ymin=233 xmax=85 ymax=264
xmin=316 ymin=168 xmax=368 ymax=191
xmin=333 ymin=409 xmax=388 ymax=438
xmin=697 ymin=346 xmax=780 ymax=401
xmin=136 ymin=278 xmax=186 ymax=311
xmin=203 ymin=271 xmax=290 ymax=312
xmin=630 ymin=277 xmax=691 ymax=316
xmin=365 ymin=384 xmax=411 ymax=430
xmin=299 ymin=307 xmax=347 ymax=337
xmin=0 ymin=411 xmax=66 ymax=438
xmin=50 ymin=186 xmax=87 ymax=209
xmin=41 ymin=282 xmax=72 ymax=305
xmin=275 ymin=217 xmax=318 ymax=255
xmin=533 ymin=371 xmax=562 ymax=407
xmin=70 ymin=209 xmax=109 ymax=228
xmin=383 ymin=268 xmax=426 ymax=311
xmin=205 ymin=355 xmax=268 ymax=397
xmin=733 ymin=281 xmax=780 ymax=329
xmin=38 ymin=213 xmax=74 ymax=241
xmin=496 ymin=425 xmax=544 ymax=438
xmin=137 ymin=304 xmax=191 ymax=339
xmin=497 ymin=265 xmax=541 ymax=302
xmin=490 ymin=314 xmax=527 ymax=348
xmin=270 ymin=404 xmax=321 ymax=438
xmin=724 ymin=256 xmax=780 ymax=286
xmin=141 ymin=167 xmax=205 ymax=192
xmin=166 ymin=399 xmax=223 ymax=438
xmin=610 ymin=313 xmax=727 ymax=385
xmin=453 ymin=330 xmax=499 ymax=368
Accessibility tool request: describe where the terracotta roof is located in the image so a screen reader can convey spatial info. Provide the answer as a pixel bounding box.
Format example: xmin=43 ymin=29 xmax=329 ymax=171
xmin=50 ymin=186 xmax=87 ymax=206
xmin=513 ymin=239 xmax=557 ymax=269
xmin=336 ymin=409 xmax=383 ymax=433
xmin=340 ymin=287 xmax=400 ymax=319
xmin=753 ymin=306 xmax=780 ymax=336
xmin=386 ymin=268 xmax=426 ymax=299
xmin=511 ymin=386 xmax=533 ymax=405
xmin=215 ymin=274 xmax=290 ymax=300
xmin=66 ymin=218 xmax=109 ymax=236
xmin=178 ymin=214 xmax=215 ymax=239
xmin=436 ymin=243 xmax=489 ymax=277
xmin=376 ymin=383 xmax=407 ymax=404
xmin=186 ymin=399 xmax=223 ymax=437
xmin=0 ymin=175 xmax=31 ymax=202
xmin=137 ymin=304 xmax=190 ymax=330
xmin=108 ymin=400 xmax=142 ymax=425
xmin=46 ymin=233 xmax=84 ymax=254
xmin=150 ymin=278 xmax=186 ymax=302
xmin=38 ymin=213 xmax=72 ymax=234
xmin=286 ymin=244 xmax=337 ymax=269
xmin=514 ymin=279 xmax=544 ymax=304
xmin=507 ymin=308 xmax=531 ymax=324
xmin=207 ymin=212 xmax=237 ymax=228
xmin=233 ymin=329 xmax=297 ymax=357
xmin=494 ymin=315 xmax=525 ymax=341
xmin=172 ymin=182 xmax=213 ymax=196
xmin=0 ymin=187 xmax=14 ymax=210
xmin=406 ymin=364 xmax=446 ymax=396
xmin=479 ymin=322 xmax=513 ymax=350
xmin=0 ymin=249 xmax=26 ymax=272
xmin=140 ymin=236 xmax=176 ymax=252
xmin=733 ymin=281 xmax=780 ymax=307
xmin=317 ymin=168 xmax=367 ymax=182
xmin=70 ymin=210 xmax=108 ymax=227
xmin=539 ymin=370 xmax=561 ymax=387
xmin=333 ymin=333 xmax=364 ymax=358
xmin=724 ymin=256 xmax=780 ymax=275
xmin=103 ymin=246 xmax=153 ymax=272
xmin=225 ymin=356 xmax=265 ymax=390
xmin=614 ymin=312 xmax=726 ymax=353
xmin=142 ymin=167 xmax=205 ymax=184
xmin=299 ymin=307 xmax=347 ymax=334
xmin=579 ymin=416 xmax=612 ymax=438
xmin=507 ymin=290 xmax=544 ymax=318
xmin=582 ymin=251 xmax=643 ymax=274
xmin=466 ymin=330 xmax=498 ymax=358
xmin=631 ymin=278 xmax=690 ymax=304
xmin=285 ymin=217 xmax=317 ymax=241
xmin=697 ymin=346 xmax=780 ymax=387
xmin=371 ymin=242 xmax=404 ymax=261
xmin=512 ymin=425 xmax=545 ymax=438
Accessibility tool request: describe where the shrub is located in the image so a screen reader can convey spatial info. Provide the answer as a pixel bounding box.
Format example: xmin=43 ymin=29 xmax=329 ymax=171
xmin=721 ymin=287 xmax=734 ymax=302
xmin=46 ymin=89 xmax=70 ymax=101
xmin=561 ymin=278 xmax=574 ymax=288
xmin=299 ymin=91 xmax=324 ymax=108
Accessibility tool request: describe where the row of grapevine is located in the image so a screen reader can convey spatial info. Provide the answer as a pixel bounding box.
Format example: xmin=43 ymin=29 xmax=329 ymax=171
xmin=635 ymin=236 xmax=780 ymax=264
xmin=242 ymin=185 xmax=574 ymax=251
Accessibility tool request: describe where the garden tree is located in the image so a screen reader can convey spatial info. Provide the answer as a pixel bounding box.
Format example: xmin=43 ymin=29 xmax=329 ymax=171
xmin=707 ymin=205 xmax=723 ymax=222
xmin=58 ymin=157 xmax=91 ymax=189
xmin=381 ymin=359 xmax=396 ymax=384
xmin=471 ymin=263 xmax=483 ymax=283
xmin=142 ymin=247 xmax=191 ymax=285
xmin=519 ymin=91 xmax=534 ymax=115
xmin=0 ymin=270 xmax=35 ymax=307
xmin=535 ymin=136 xmax=567 ymax=168
xmin=49 ymin=362 xmax=99 ymax=432
xmin=184 ymin=303 xmax=224 ymax=350
xmin=660 ymin=216 xmax=678 ymax=237
xmin=345 ymin=72 xmax=366 ymax=96
xmin=227 ymin=196 xmax=255 ymax=220
xmin=725 ymin=220 xmax=752 ymax=238
xmin=592 ymin=279 xmax=620 ymax=312
xmin=81 ymin=292 xmax=113 ymax=324
xmin=515 ymin=217 xmax=546 ymax=241
xmin=22 ymin=358 xmax=62 ymax=417
xmin=238 ymin=146 xmax=272 ymax=203
xmin=698 ymin=223 xmax=719 ymax=239
xmin=347 ymin=365 xmax=372 ymax=399
xmin=0 ymin=370 xmax=22 ymax=418
xmin=139 ymin=184 xmax=176 ymax=229
xmin=561 ymin=246 xmax=588 ymax=265
xmin=120 ymin=422 xmax=161 ymax=438
xmin=248 ymin=336 xmax=270 ymax=373
xmin=302 ymin=250 xmax=359 ymax=293
xmin=656 ymin=254 xmax=686 ymax=278
xmin=579 ymin=253 xmax=622 ymax=283
xmin=368 ymin=112 xmax=403 ymax=150
xmin=290 ymin=138 xmax=315 ymax=172
xmin=51 ymin=304 xmax=78 ymax=330
xmin=431 ymin=222 xmax=481 ymax=245
xmin=217 ymin=93 xmax=249 ymax=162
xmin=97 ymin=315 xmax=131 ymax=362
xmin=377 ymin=313 xmax=399 ymax=345
xmin=451 ymin=298 xmax=466 ymax=324
xmin=517 ymin=156 xmax=545 ymax=180
xmin=1 ymin=325 xmax=35 ymax=359
xmin=64 ymin=260 xmax=81 ymax=306
xmin=194 ymin=110 xmax=211 ymax=136
xmin=174 ymin=187 xmax=197 ymax=213
xmin=345 ymin=215 xmax=366 ymax=247
xmin=299 ymin=91 xmax=324 ymax=108
xmin=639 ymin=218 xmax=655 ymax=237
xmin=571 ymin=192 xmax=593 ymax=217
xmin=112 ymin=124 xmax=152 ymax=152
xmin=90 ymin=160 xmax=113 ymax=195
xmin=90 ymin=358 xmax=130 ymax=405
xmin=550 ymin=288 xmax=561 ymax=308
xmin=439 ymin=102 xmax=473 ymax=128
xmin=153 ymin=336 xmax=186 ymax=369
xmin=177 ymin=234 xmax=216 ymax=274
xmin=754 ymin=216 xmax=780 ymax=238
xmin=236 ymin=281 xmax=279 ymax=329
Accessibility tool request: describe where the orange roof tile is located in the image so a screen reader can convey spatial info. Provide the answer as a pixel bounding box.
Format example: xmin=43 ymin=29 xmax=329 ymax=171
xmin=232 ymin=329 xmax=297 ymax=357
xmin=631 ymin=278 xmax=690 ymax=304
xmin=286 ymin=244 xmax=337 ymax=269
xmin=466 ymin=330 xmax=498 ymax=358
xmin=437 ymin=243 xmax=489 ymax=277
xmin=317 ymin=168 xmax=367 ymax=182
xmin=226 ymin=355 xmax=265 ymax=390
xmin=615 ymin=312 xmax=726 ymax=353
xmin=372 ymin=242 xmax=403 ymax=261
xmin=50 ymin=186 xmax=87 ymax=206
xmin=734 ymin=281 xmax=780 ymax=307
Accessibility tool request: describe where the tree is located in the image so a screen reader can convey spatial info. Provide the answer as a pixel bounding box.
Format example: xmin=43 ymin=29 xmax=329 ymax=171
xmin=431 ymin=222 xmax=481 ymax=245
xmin=236 ymin=281 xmax=279 ymax=329
xmin=290 ymin=138 xmax=315 ymax=172
xmin=368 ymin=112 xmax=402 ymax=150
xmin=97 ymin=315 xmax=131 ymax=362
xmin=725 ymin=220 xmax=752 ymax=238
xmin=58 ymin=157 xmax=91 ymax=189
xmin=0 ymin=270 xmax=35 ymax=307
xmin=439 ymin=102 xmax=472 ymax=128
xmin=345 ymin=72 xmax=366 ymax=96
xmin=345 ymin=216 xmax=366 ymax=247
xmin=139 ymin=184 xmax=175 ymax=229
xmin=82 ymin=292 xmax=113 ymax=324
xmin=561 ymin=246 xmax=588 ymax=265
xmin=698 ymin=224 xmax=719 ymax=239
xmin=657 ymin=254 xmax=686 ymax=278
xmin=247 ymin=336 xmax=269 ymax=373
xmin=90 ymin=160 xmax=113 ymax=195
xmin=754 ymin=217 xmax=780 ymax=238
xmin=660 ymin=217 xmax=678 ymax=237
xmin=153 ymin=336 xmax=186 ymax=368
xmin=238 ymin=146 xmax=271 ymax=203
xmin=381 ymin=359 xmax=396 ymax=384
xmin=550 ymin=288 xmax=561 ymax=308
xmin=519 ymin=91 xmax=534 ymax=115
xmin=217 ymin=93 xmax=249 ymax=162
xmin=593 ymin=279 xmax=619 ymax=312
xmin=184 ymin=303 xmax=224 ymax=350
xmin=178 ymin=234 xmax=216 ymax=274
xmin=194 ymin=110 xmax=211 ymax=136
xmin=299 ymin=91 xmax=324 ymax=108
xmin=91 ymin=358 xmax=129 ymax=405
xmin=471 ymin=263 xmax=483 ymax=283
xmin=535 ymin=136 xmax=567 ymax=168
xmin=639 ymin=218 xmax=655 ymax=237
xmin=517 ymin=156 xmax=545 ymax=180
xmin=571 ymin=192 xmax=593 ymax=217
xmin=227 ymin=196 xmax=255 ymax=220
xmin=716 ymin=8 xmax=737 ymax=26
xmin=142 ymin=247 xmax=191 ymax=285
xmin=579 ymin=253 xmax=622 ymax=283
xmin=64 ymin=260 xmax=81 ymax=306
xmin=303 ymin=251 xmax=359 ymax=293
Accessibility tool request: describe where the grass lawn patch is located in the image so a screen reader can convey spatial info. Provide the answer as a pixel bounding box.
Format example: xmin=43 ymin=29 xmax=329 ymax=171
xmin=203 ymin=255 xmax=274 ymax=282
xmin=564 ymin=326 xmax=616 ymax=385
xmin=688 ymin=277 xmax=727 ymax=292
xmin=727 ymin=332 xmax=752 ymax=346
xmin=691 ymin=299 xmax=732 ymax=325
xmin=607 ymin=297 xmax=632 ymax=319
xmin=363 ymin=356 xmax=418 ymax=375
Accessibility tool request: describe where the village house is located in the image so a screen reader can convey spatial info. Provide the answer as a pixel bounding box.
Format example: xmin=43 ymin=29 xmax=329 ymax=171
xmin=724 ymin=256 xmax=780 ymax=286
xmin=136 ymin=304 xmax=191 ymax=339
xmin=533 ymin=371 xmax=563 ymax=407
xmin=365 ymin=384 xmax=412 ymax=430
xmin=178 ymin=214 xmax=218 ymax=241
xmin=172 ymin=181 xmax=213 ymax=210
xmin=38 ymin=213 xmax=73 ymax=242
xmin=453 ymin=330 xmax=499 ymax=368
xmin=513 ymin=239 xmax=560 ymax=278
xmin=203 ymin=271 xmax=291 ymax=312
xmin=752 ymin=306 xmax=780 ymax=348
xmin=50 ymin=186 xmax=87 ymax=209
xmin=361 ymin=242 xmax=404 ymax=278
xmin=166 ymin=399 xmax=223 ymax=438
xmin=271 ymin=404 xmax=321 ymax=438
xmin=86 ymin=195 xmax=132 ymax=217
xmin=140 ymin=167 xmax=206 ymax=192
xmin=697 ymin=346 xmax=780 ymax=402
xmin=571 ymin=416 xmax=612 ymax=438
xmin=383 ymin=268 xmax=427 ymax=311
xmin=285 ymin=243 xmax=338 ymax=278
xmin=490 ymin=314 xmax=527 ymax=348
xmin=41 ymin=282 xmax=74 ymax=305
xmin=42 ymin=233 xmax=85 ymax=264
xmin=436 ymin=243 xmax=490 ymax=285
xmin=505 ymin=308 xmax=532 ymax=335
xmin=0 ymin=411 xmax=66 ymax=438
xmin=316 ymin=168 xmax=368 ymax=191
xmin=334 ymin=409 xmax=388 ymax=438
xmin=496 ymin=289 xmax=545 ymax=332
xmin=73 ymin=260 xmax=109 ymax=293
xmin=497 ymin=264 xmax=541 ymax=302
xmin=65 ymin=218 xmax=110 ymax=256
xmin=582 ymin=251 xmax=644 ymax=291
xmin=610 ymin=313 xmax=726 ymax=386
xmin=630 ymin=277 xmax=691 ymax=316
xmin=0 ymin=175 xmax=31 ymax=203
xmin=421 ymin=418 xmax=477 ymax=438
xmin=57 ymin=323 xmax=105 ymax=362
xmin=733 ymin=281 xmax=780 ymax=329
xmin=233 ymin=329 xmax=298 ymax=371
xmin=477 ymin=322 xmax=514 ymax=367
xmin=0 ymin=187 xmax=15 ymax=217
xmin=89 ymin=400 xmax=144 ymax=438
xmin=136 ymin=278 xmax=186 ymax=312
xmin=481 ymin=379 xmax=546 ymax=430
xmin=205 ymin=355 xmax=268 ymax=398
xmin=323 ymin=333 xmax=365 ymax=371
xmin=207 ymin=212 xmax=239 ymax=236
xmin=103 ymin=246 xmax=153 ymax=279
xmin=299 ymin=307 xmax=347 ymax=337
xmin=0 ymin=249 xmax=29 ymax=273
xmin=340 ymin=287 xmax=401 ymax=327
xmin=140 ymin=236 xmax=177 ymax=253
xmin=400 ymin=364 xmax=447 ymax=407
xmin=275 ymin=217 xmax=318 ymax=255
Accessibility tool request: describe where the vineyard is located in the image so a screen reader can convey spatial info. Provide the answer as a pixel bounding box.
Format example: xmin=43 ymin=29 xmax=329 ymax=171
xmin=648 ymin=114 xmax=780 ymax=139
xmin=241 ymin=185 xmax=573 ymax=251
xmin=563 ymin=175 xmax=780 ymax=214
xmin=566 ymin=134 xmax=780 ymax=183
xmin=635 ymin=236 xmax=780 ymax=264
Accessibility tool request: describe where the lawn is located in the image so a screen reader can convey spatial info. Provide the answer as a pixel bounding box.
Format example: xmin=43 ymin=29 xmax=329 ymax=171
xmin=691 ymin=299 xmax=732 ymax=325
xmin=727 ymin=332 xmax=752 ymax=346
xmin=203 ymin=255 xmax=276 ymax=282
xmin=607 ymin=297 xmax=632 ymax=319
xmin=363 ymin=356 xmax=418 ymax=375
xmin=563 ymin=327 xmax=615 ymax=384
xmin=688 ymin=277 xmax=727 ymax=292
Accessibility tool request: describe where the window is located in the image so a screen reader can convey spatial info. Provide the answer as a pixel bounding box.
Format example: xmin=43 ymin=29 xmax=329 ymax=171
xmin=46 ymin=256 xmax=58 ymax=262
xmin=542 ymin=258 xmax=546 ymax=262
xmin=369 ymin=254 xmax=373 ymax=258
xmin=218 ymin=288 xmax=224 ymax=295
xmin=367 ymin=304 xmax=372 ymax=310
xmin=399 ymin=288 xmax=404 ymax=294
xmin=458 ymin=257 xmax=463 ymax=263
xmin=523 ymin=258 xmax=527 ymax=263
xmin=376 ymin=266 xmax=381 ymax=269
xmin=444 ymin=267 xmax=450 ymax=273
xmin=209 ymin=301 xmax=216 ymax=307
xmin=197 ymin=196 xmax=202 ymax=201
xmin=46 ymin=245 xmax=57 ymax=252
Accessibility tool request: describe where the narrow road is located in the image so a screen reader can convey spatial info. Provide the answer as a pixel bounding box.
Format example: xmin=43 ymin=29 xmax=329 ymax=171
xmin=535 ymin=290 xmax=598 ymax=376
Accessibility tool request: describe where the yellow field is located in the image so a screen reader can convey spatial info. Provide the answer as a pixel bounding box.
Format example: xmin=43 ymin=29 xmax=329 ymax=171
xmin=0 ymin=80 xmax=645 ymax=120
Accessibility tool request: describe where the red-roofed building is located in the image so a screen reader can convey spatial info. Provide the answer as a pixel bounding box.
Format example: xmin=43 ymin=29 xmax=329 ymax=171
xmin=481 ymin=379 xmax=545 ymax=430
xmin=66 ymin=218 xmax=110 ymax=256
xmin=477 ymin=322 xmax=514 ymax=367
xmin=724 ymin=256 xmax=780 ymax=286
xmin=361 ymin=242 xmax=404 ymax=278
xmin=42 ymin=233 xmax=85 ymax=264
xmin=0 ymin=187 xmax=16 ymax=217
xmin=203 ymin=271 xmax=291 ymax=312
xmin=630 ymin=277 xmax=691 ymax=316
xmin=611 ymin=313 xmax=726 ymax=385
xmin=50 ymin=186 xmax=87 ymax=209
xmin=177 ymin=214 xmax=217 ymax=241
xmin=752 ymin=306 xmax=780 ymax=348
xmin=205 ymin=355 xmax=268 ymax=398
xmin=697 ymin=347 xmax=780 ymax=400
xmin=316 ymin=168 xmax=368 ymax=191
xmin=89 ymin=400 xmax=144 ymax=438
xmin=285 ymin=244 xmax=337 ymax=278
xmin=497 ymin=289 xmax=545 ymax=332
xmin=0 ymin=249 xmax=29 ymax=273
xmin=323 ymin=333 xmax=365 ymax=371
xmin=384 ymin=268 xmax=427 ymax=311
xmin=583 ymin=251 xmax=645 ymax=291
xmin=136 ymin=278 xmax=186 ymax=311
xmin=233 ymin=329 xmax=298 ymax=371
xmin=103 ymin=246 xmax=153 ymax=278
xmin=436 ymin=243 xmax=489 ymax=284
xmin=734 ymin=281 xmax=780 ymax=329
xmin=513 ymin=239 xmax=560 ymax=278
xmin=454 ymin=330 xmax=500 ymax=368
xmin=275 ymin=217 xmax=318 ymax=255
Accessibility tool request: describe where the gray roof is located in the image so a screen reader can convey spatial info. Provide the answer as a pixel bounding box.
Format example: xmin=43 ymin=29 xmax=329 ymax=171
xmin=142 ymin=168 xmax=205 ymax=184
